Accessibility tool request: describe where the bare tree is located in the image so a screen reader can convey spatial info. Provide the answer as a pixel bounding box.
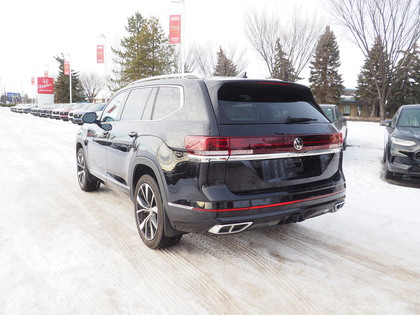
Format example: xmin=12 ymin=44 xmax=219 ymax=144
xmin=244 ymin=6 xmax=323 ymax=79
xmin=186 ymin=42 xmax=248 ymax=77
xmin=243 ymin=9 xmax=279 ymax=76
xmin=330 ymin=0 xmax=420 ymax=120
xmin=80 ymin=72 xmax=105 ymax=103
xmin=187 ymin=42 xmax=216 ymax=77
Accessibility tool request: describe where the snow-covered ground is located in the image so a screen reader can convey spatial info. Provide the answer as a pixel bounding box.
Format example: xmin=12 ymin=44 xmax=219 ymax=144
xmin=1 ymin=107 xmax=419 ymax=314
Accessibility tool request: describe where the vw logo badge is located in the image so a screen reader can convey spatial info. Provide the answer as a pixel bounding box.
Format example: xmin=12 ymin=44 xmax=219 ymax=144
xmin=293 ymin=137 xmax=304 ymax=151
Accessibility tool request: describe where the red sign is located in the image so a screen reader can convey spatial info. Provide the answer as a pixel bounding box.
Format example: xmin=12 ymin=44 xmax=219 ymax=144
xmin=64 ymin=61 xmax=70 ymax=75
xmin=97 ymin=45 xmax=104 ymax=63
xmin=31 ymin=77 xmax=35 ymax=85
xmin=169 ymin=15 xmax=181 ymax=44
xmin=37 ymin=77 xmax=54 ymax=94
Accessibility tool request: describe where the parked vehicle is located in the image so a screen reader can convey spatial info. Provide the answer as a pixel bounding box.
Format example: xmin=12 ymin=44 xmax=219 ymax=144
xmin=22 ymin=104 xmax=38 ymax=114
xmin=71 ymin=103 xmax=105 ymax=125
xmin=9 ymin=103 xmax=36 ymax=113
xmin=68 ymin=104 xmax=93 ymax=123
xmin=59 ymin=103 xmax=87 ymax=121
xmin=31 ymin=104 xmax=53 ymax=117
xmin=52 ymin=104 xmax=67 ymax=119
xmin=320 ymin=104 xmax=348 ymax=149
xmin=76 ymin=75 xmax=346 ymax=249
xmin=38 ymin=104 xmax=56 ymax=118
xmin=381 ymin=104 xmax=420 ymax=179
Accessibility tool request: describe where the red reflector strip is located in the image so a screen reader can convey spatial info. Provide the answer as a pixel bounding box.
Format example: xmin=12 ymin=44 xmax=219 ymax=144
xmin=193 ymin=190 xmax=345 ymax=212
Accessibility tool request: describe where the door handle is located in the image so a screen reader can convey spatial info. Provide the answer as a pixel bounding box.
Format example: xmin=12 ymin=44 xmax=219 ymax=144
xmin=128 ymin=131 xmax=138 ymax=138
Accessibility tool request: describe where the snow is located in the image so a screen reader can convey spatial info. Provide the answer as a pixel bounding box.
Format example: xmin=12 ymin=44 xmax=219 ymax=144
xmin=1 ymin=107 xmax=419 ymax=314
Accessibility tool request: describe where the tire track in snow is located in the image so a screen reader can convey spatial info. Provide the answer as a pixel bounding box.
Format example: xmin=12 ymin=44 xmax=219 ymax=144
xmin=179 ymin=233 xmax=318 ymax=314
xmin=261 ymin=225 xmax=420 ymax=309
xmin=78 ymin=196 xmax=212 ymax=313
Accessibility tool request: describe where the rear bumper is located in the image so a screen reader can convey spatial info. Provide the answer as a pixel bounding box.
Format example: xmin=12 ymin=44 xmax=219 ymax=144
xmin=166 ymin=187 xmax=346 ymax=234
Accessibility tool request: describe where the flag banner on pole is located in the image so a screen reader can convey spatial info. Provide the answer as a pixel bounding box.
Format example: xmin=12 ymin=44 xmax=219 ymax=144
xmin=97 ymin=45 xmax=105 ymax=63
xmin=64 ymin=61 xmax=70 ymax=75
xmin=169 ymin=15 xmax=181 ymax=44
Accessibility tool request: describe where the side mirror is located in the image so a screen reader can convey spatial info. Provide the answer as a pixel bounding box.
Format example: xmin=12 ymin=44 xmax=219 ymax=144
xmin=338 ymin=117 xmax=347 ymax=123
xmin=381 ymin=120 xmax=392 ymax=127
xmin=82 ymin=112 xmax=97 ymax=124
xmin=81 ymin=111 xmax=112 ymax=131
xmin=101 ymin=123 xmax=112 ymax=131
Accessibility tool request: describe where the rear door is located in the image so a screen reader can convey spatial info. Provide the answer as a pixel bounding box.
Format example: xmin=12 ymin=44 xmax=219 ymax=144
xmin=105 ymin=87 xmax=155 ymax=187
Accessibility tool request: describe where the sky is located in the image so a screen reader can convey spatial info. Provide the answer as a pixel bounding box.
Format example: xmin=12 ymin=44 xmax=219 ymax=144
xmin=0 ymin=0 xmax=364 ymax=98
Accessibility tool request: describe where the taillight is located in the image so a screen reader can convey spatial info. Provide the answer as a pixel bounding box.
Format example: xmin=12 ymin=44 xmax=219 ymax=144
xmin=185 ymin=134 xmax=342 ymax=156
xmin=185 ymin=137 xmax=230 ymax=155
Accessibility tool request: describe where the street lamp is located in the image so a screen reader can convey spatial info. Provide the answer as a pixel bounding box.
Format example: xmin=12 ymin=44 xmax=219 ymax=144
xmin=98 ymin=34 xmax=108 ymax=102
xmin=65 ymin=54 xmax=72 ymax=103
xmin=171 ymin=0 xmax=185 ymax=73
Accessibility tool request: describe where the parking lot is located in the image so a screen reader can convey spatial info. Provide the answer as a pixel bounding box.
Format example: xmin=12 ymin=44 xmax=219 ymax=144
xmin=1 ymin=107 xmax=419 ymax=314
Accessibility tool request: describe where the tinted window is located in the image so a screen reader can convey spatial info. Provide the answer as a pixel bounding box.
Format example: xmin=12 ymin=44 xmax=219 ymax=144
xmin=121 ymin=88 xmax=153 ymax=121
xmin=101 ymin=92 xmax=127 ymax=122
xmin=335 ymin=107 xmax=342 ymax=119
xmin=322 ymin=107 xmax=334 ymax=121
xmin=152 ymin=87 xmax=181 ymax=120
xmin=217 ymin=84 xmax=328 ymax=124
xmin=397 ymin=108 xmax=420 ymax=127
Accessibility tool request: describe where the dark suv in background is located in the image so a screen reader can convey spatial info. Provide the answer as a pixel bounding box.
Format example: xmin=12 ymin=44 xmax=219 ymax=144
xmin=76 ymin=75 xmax=346 ymax=249
xmin=381 ymin=104 xmax=420 ymax=179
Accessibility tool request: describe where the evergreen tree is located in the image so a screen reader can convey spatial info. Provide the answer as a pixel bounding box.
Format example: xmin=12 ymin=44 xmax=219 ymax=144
xmin=213 ymin=47 xmax=239 ymax=77
xmin=356 ymin=36 xmax=389 ymax=117
xmin=309 ymin=26 xmax=344 ymax=104
xmin=390 ymin=45 xmax=420 ymax=106
xmin=272 ymin=40 xmax=298 ymax=82
xmin=54 ymin=54 xmax=84 ymax=103
xmin=111 ymin=13 xmax=176 ymax=89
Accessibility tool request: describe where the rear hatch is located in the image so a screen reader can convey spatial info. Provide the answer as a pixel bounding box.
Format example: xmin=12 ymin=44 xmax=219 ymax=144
xmin=209 ymin=80 xmax=342 ymax=194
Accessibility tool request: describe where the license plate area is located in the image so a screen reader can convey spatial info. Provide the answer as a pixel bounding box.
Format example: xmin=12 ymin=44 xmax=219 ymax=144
xmin=257 ymin=156 xmax=322 ymax=182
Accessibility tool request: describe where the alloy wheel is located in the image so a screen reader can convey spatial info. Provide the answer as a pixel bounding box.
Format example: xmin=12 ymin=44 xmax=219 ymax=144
xmin=77 ymin=151 xmax=86 ymax=187
xmin=136 ymin=183 xmax=158 ymax=240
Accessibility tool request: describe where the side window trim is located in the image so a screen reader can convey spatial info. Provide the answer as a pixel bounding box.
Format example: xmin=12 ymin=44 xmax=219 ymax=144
xmin=150 ymin=85 xmax=184 ymax=121
xmin=120 ymin=87 xmax=154 ymax=121
xmin=100 ymin=91 xmax=128 ymax=122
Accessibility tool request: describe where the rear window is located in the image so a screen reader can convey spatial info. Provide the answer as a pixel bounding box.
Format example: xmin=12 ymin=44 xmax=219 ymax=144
xmin=217 ymin=83 xmax=328 ymax=124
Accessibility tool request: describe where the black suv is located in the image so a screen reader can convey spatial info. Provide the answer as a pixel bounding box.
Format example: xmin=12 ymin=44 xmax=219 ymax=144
xmin=76 ymin=75 xmax=346 ymax=249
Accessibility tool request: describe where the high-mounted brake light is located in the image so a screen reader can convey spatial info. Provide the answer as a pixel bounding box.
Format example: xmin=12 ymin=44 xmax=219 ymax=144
xmin=185 ymin=134 xmax=342 ymax=156
xmin=257 ymin=81 xmax=292 ymax=86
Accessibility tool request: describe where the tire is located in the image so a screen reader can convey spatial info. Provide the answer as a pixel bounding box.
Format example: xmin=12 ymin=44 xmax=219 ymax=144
xmin=134 ymin=175 xmax=181 ymax=249
xmin=77 ymin=148 xmax=101 ymax=192
xmin=384 ymin=153 xmax=395 ymax=180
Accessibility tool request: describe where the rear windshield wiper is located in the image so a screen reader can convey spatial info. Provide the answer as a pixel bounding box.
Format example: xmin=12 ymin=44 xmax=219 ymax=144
xmin=284 ymin=116 xmax=318 ymax=124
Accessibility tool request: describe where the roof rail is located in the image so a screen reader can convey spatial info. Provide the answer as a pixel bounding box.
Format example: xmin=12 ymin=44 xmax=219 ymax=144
xmin=129 ymin=73 xmax=202 ymax=85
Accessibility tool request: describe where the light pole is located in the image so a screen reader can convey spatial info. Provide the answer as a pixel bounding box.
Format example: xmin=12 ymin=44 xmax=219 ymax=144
xmin=98 ymin=34 xmax=108 ymax=102
xmin=65 ymin=54 xmax=72 ymax=103
xmin=171 ymin=0 xmax=185 ymax=73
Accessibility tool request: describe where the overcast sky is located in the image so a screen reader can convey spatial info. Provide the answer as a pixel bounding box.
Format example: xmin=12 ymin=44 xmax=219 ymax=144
xmin=0 ymin=0 xmax=364 ymax=97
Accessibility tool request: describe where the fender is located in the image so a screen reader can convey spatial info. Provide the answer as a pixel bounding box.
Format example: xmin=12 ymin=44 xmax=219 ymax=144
xmin=129 ymin=153 xmax=182 ymax=237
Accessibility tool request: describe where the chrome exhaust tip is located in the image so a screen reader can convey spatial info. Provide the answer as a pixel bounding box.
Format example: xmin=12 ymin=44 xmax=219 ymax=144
xmin=334 ymin=201 xmax=345 ymax=212
xmin=208 ymin=222 xmax=253 ymax=235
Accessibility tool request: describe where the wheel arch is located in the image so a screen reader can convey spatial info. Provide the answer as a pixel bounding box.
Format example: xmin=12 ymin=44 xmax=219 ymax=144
xmin=130 ymin=155 xmax=181 ymax=237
